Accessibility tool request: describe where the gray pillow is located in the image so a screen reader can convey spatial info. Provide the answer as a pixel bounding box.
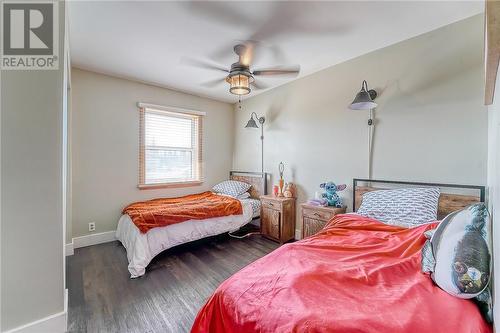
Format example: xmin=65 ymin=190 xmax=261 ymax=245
xmin=431 ymin=203 xmax=491 ymax=298
xmin=212 ymin=180 xmax=251 ymax=198
xmin=357 ymin=187 xmax=440 ymax=227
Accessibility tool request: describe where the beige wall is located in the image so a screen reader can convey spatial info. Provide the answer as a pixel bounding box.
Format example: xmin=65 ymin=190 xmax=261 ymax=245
xmin=233 ymin=15 xmax=488 ymax=234
xmin=487 ymin=66 xmax=500 ymax=325
xmin=1 ymin=2 xmax=66 ymax=331
xmin=70 ymin=68 xmax=234 ymax=238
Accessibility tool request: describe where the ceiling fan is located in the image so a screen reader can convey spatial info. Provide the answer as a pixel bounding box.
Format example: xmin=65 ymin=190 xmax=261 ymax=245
xmin=184 ymin=42 xmax=300 ymax=96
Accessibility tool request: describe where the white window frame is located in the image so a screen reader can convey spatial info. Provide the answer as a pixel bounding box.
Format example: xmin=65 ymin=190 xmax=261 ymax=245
xmin=137 ymin=103 xmax=205 ymax=189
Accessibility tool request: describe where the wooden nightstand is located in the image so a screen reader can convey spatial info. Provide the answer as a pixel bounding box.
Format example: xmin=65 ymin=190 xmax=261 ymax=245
xmin=260 ymin=195 xmax=296 ymax=244
xmin=301 ymin=204 xmax=346 ymax=238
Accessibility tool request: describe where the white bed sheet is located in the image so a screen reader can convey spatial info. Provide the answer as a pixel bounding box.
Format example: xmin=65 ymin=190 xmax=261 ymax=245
xmin=116 ymin=200 xmax=253 ymax=278
xmin=241 ymin=198 xmax=261 ymax=218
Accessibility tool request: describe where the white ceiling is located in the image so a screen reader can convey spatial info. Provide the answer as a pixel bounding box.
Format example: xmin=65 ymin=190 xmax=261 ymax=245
xmin=68 ymin=1 xmax=483 ymax=103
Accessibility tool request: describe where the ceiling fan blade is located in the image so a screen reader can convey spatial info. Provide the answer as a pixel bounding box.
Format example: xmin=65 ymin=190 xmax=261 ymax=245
xmin=183 ymin=2 xmax=257 ymax=28
xmin=251 ymin=81 xmax=268 ymax=90
xmin=253 ymin=65 xmax=300 ymax=76
xmin=249 ymin=3 xmax=350 ymax=42
xmin=200 ymin=77 xmax=227 ymax=88
xmin=181 ymin=57 xmax=229 ymax=73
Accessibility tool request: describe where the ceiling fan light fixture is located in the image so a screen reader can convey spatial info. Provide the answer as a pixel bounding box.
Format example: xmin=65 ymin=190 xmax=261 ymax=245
xmin=227 ymin=73 xmax=252 ymax=95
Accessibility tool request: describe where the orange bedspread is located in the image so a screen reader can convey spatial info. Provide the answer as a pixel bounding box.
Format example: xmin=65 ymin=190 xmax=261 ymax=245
xmin=123 ymin=191 xmax=243 ymax=233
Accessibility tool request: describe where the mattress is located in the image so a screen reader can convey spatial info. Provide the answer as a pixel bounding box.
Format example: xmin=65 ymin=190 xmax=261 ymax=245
xmin=116 ymin=200 xmax=253 ymax=278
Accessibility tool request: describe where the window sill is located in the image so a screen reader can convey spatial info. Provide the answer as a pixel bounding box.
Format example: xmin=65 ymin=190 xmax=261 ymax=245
xmin=138 ymin=181 xmax=203 ymax=190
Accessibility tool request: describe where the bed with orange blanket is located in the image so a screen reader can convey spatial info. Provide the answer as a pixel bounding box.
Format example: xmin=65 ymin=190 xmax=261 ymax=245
xmin=116 ymin=191 xmax=254 ymax=278
xmin=191 ymin=214 xmax=492 ymax=333
xmin=123 ymin=191 xmax=243 ymax=233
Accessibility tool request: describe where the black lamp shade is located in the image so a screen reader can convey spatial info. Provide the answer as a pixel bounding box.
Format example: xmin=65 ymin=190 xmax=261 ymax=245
xmin=245 ymin=117 xmax=259 ymax=128
xmin=349 ymin=81 xmax=378 ymax=110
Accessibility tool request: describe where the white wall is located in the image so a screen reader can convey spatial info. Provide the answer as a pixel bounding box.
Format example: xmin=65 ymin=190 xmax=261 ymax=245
xmin=233 ymin=15 xmax=488 ymax=233
xmin=487 ymin=65 xmax=500 ymax=326
xmin=70 ymin=68 xmax=234 ymax=238
xmin=0 ymin=2 xmax=66 ymax=331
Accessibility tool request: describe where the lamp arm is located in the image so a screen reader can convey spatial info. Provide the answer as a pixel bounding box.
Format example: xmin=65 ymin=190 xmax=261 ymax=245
xmin=261 ymin=125 xmax=264 ymax=174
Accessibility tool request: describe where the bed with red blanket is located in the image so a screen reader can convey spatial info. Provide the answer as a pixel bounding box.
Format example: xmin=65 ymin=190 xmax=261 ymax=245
xmin=191 ymin=214 xmax=492 ymax=333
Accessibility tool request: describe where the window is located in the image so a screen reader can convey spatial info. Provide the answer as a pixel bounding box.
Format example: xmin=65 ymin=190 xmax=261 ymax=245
xmin=139 ymin=104 xmax=203 ymax=188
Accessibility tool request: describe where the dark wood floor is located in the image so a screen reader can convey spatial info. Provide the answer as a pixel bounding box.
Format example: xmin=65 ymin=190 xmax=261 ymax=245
xmin=67 ymin=232 xmax=279 ymax=333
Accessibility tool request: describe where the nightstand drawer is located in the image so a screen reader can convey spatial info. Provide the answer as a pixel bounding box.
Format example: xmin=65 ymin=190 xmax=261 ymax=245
xmin=302 ymin=207 xmax=334 ymax=221
xmin=303 ymin=217 xmax=327 ymax=237
xmin=301 ymin=205 xmax=346 ymax=239
xmin=261 ymin=199 xmax=281 ymax=211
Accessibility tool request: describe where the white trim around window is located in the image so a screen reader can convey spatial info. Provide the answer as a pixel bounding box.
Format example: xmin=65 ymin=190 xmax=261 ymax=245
xmin=137 ymin=102 xmax=206 ymax=116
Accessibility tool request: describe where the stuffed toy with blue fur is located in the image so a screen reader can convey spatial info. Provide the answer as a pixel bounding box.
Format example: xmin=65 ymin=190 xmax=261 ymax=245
xmin=319 ymin=182 xmax=347 ymax=208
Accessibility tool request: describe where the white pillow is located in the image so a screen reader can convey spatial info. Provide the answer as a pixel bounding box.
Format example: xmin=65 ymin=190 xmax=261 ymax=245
xmin=357 ymin=187 xmax=440 ymax=227
xmin=212 ymin=180 xmax=251 ymax=198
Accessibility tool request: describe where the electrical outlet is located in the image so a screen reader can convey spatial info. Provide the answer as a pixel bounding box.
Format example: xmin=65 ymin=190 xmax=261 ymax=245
xmin=88 ymin=222 xmax=96 ymax=232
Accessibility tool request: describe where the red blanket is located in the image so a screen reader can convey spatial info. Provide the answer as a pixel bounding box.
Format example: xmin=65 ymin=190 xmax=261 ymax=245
xmin=123 ymin=191 xmax=242 ymax=233
xmin=191 ymin=214 xmax=491 ymax=333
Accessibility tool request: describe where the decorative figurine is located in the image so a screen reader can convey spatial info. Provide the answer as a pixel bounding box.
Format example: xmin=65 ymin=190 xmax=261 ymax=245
xmin=278 ymin=162 xmax=285 ymax=197
xmin=284 ymin=182 xmax=295 ymax=198
xmin=319 ymin=182 xmax=347 ymax=208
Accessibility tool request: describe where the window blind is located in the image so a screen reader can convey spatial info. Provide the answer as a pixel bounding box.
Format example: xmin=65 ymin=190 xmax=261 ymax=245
xmin=139 ymin=106 xmax=203 ymax=188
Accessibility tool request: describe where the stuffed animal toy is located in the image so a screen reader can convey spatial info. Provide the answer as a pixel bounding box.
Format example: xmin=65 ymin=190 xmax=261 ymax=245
xmin=319 ymin=182 xmax=347 ymax=208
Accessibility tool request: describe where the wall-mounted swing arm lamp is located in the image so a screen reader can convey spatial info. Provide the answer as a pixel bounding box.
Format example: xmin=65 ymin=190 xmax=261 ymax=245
xmin=349 ymin=80 xmax=378 ymax=179
xmin=245 ymin=112 xmax=266 ymax=174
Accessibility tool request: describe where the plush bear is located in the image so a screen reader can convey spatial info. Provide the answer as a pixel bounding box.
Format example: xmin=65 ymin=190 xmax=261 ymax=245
xmin=319 ymin=182 xmax=347 ymax=208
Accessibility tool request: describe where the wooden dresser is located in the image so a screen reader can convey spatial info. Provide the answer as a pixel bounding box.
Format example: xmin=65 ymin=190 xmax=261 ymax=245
xmin=301 ymin=204 xmax=346 ymax=238
xmin=260 ymin=195 xmax=296 ymax=244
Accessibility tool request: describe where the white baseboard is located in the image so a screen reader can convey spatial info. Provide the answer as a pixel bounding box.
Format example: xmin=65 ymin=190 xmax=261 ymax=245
xmin=72 ymin=230 xmax=116 ymax=249
xmin=3 ymin=310 xmax=67 ymax=333
xmin=295 ymin=229 xmax=301 ymax=240
xmin=65 ymin=242 xmax=74 ymax=256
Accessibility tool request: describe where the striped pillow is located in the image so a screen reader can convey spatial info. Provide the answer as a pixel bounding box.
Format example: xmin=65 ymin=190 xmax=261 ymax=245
xmin=357 ymin=187 xmax=440 ymax=227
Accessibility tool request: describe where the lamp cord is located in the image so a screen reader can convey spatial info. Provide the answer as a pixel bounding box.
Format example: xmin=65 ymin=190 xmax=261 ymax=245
xmin=228 ymin=231 xmax=261 ymax=239
xmin=368 ymin=108 xmax=374 ymax=179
